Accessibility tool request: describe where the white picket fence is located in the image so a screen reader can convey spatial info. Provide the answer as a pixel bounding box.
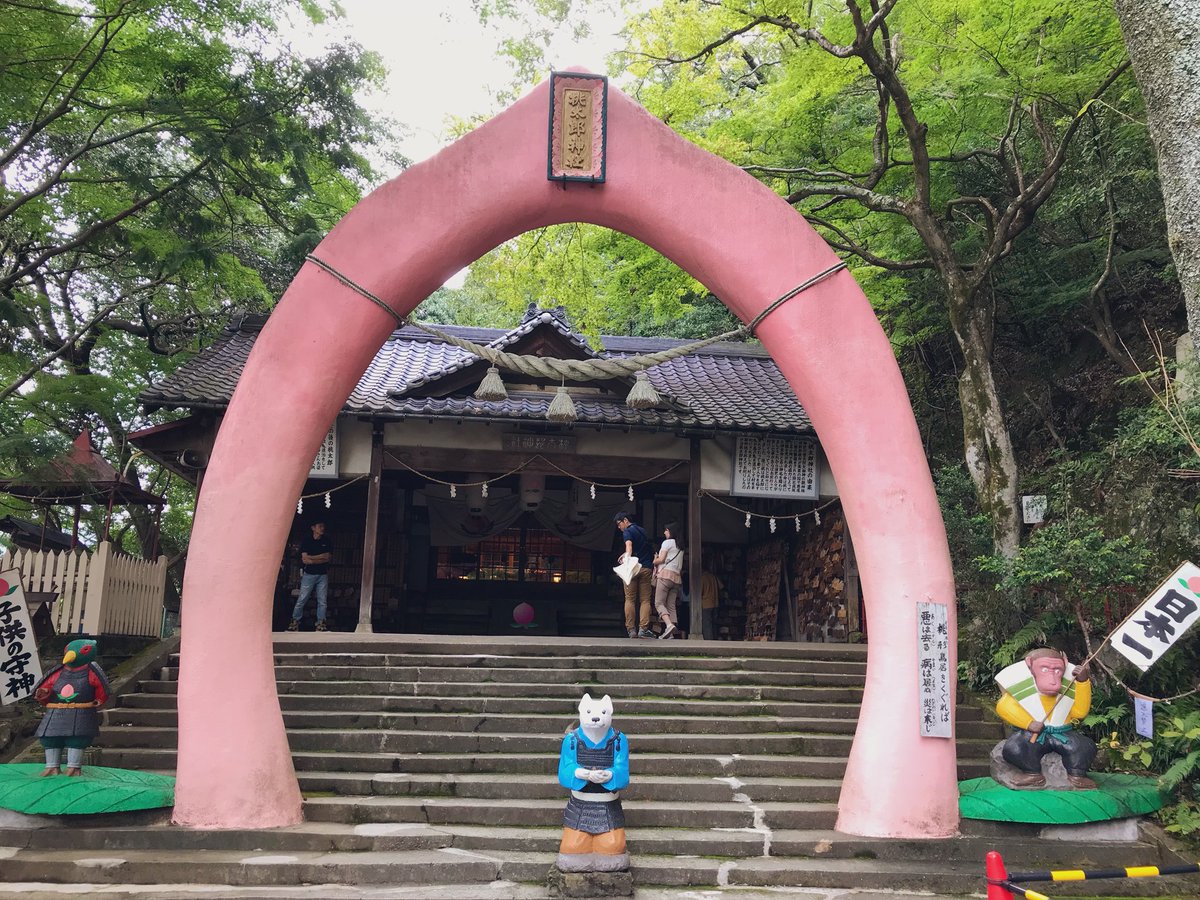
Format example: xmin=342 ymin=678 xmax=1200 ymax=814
xmin=0 ymin=541 xmax=168 ymax=637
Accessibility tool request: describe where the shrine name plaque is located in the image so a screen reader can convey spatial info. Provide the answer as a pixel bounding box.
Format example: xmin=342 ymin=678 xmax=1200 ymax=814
xmin=503 ymin=433 xmax=577 ymax=454
xmin=547 ymin=71 xmax=607 ymax=183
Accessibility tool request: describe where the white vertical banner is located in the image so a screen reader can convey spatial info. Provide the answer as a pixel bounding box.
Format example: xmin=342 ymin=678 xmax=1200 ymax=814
xmin=1134 ymin=696 xmax=1154 ymax=739
xmin=0 ymin=569 xmax=44 ymax=705
xmin=309 ymin=423 xmax=339 ymax=479
xmin=1110 ymin=561 xmax=1200 ymax=672
xmin=917 ymin=601 xmax=953 ymax=738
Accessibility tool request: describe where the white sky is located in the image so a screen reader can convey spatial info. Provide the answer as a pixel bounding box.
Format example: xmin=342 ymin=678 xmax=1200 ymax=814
xmin=288 ymin=1 xmax=637 ymax=287
xmin=301 ymin=1 xmax=633 ymax=166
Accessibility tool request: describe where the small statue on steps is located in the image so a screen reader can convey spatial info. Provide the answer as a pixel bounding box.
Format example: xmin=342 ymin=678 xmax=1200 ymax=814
xmin=994 ymin=648 xmax=1097 ymax=790
xmin=556 ymin=693 xmax=630 ymax=873
xmin=32 ymin=639 xmax=110 ymax=777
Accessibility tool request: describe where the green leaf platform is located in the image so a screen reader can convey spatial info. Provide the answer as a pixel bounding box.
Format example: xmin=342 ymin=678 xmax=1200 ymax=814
xmin=0 ymin=764 xmax=174 ymax=816
xmin=959 ymin=774 xmax=1168 ymax=824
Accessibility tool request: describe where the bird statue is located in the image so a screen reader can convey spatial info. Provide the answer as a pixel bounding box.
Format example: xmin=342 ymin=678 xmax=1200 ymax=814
xmin=32 ymin=639 xmax=110 ymax=777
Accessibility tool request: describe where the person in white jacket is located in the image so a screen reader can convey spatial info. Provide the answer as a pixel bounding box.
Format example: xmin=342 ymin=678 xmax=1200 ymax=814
xmin=652 ymin=522 xmax=685 ymax=639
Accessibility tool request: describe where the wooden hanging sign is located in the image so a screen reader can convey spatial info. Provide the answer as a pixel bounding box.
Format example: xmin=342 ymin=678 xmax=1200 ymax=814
xmin=548 ymin=72 xmax=607 ymax=183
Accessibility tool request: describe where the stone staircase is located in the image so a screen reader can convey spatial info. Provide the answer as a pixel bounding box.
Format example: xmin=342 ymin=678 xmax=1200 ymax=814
xmin=0 ymin=635 xmax=1195 ymax=897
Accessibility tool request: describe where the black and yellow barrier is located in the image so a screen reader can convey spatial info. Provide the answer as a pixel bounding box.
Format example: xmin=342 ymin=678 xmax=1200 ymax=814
xmin=986 ymin=850 xmax=1200 ymax=899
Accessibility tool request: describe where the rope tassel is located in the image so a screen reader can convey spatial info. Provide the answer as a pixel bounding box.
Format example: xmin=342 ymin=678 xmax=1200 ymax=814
xmin=475 ymin=366 xmax=508 ymax=401
xmin=625 ymin=372 xmax=661 ymax=409
xmin=547 ymin=386 xmax=577 ymax=423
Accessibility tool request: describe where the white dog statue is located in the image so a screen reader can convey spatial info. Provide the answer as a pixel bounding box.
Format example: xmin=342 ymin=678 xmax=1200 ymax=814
xmin=555 ymin=693 xmax=631 ymax=872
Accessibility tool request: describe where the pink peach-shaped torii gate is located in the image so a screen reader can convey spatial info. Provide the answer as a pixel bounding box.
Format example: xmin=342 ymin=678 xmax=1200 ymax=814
xmin=173 ymin=73 xmax=959 ymax=838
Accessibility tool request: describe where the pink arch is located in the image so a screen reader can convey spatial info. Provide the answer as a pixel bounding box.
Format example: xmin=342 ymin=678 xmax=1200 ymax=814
xmin=173 ymin=76 xmax=959 ymax=838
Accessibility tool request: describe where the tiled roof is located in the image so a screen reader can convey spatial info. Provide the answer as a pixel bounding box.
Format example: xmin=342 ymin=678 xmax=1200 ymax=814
xmin=141 ymin=309 xmax=812 ymax=435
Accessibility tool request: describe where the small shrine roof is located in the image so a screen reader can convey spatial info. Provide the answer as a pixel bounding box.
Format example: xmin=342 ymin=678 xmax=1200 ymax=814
xmin=0 ymin=432 xmax=165 ymax=506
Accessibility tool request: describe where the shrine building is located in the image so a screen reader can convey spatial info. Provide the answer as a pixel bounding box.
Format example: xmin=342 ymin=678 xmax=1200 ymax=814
xmin=132 ymin=304 xmax=858 ymax=642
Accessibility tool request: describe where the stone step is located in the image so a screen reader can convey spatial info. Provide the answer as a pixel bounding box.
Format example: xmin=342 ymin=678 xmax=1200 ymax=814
xmin=91 ymin=747 xmax=992 ymax=782
xmin=414 ymin=824 xmax=1173 ymax=868
xmin=0 ymin=885 xmax=554 ymax=900
xmin=105 ymin=708 xmax=866 ymax=735
xmin=157 ymin=664 xmax=870 ymax=687
xmin=301 ymin=796 xmax=841 ymax=830
xmin=264 ymin=652 xmax=872 ymax=674
xmin=0 ymin=848 xmax=505 ymax=888
xmin=94 ymin=725 xmax=1000 ymax=759
xmin=99 ymin=745 xmax=991 ymax=777
xmin=269 ymin=636 xmax=872 ymax=662
xmin=0 ymin=821 xmax=1167 ymax=867
xmin=103 ymin=707 xmax=1001 ymax=740
xmin=295 ymin=772 xmax=845 ymax=804
xmin=119 ymin=689 xmax=983 ymax=721
xmin=143 ymin=678 xmax=871 ymax=703
xmin=0 ymin=845 xmax=1191 ymax=896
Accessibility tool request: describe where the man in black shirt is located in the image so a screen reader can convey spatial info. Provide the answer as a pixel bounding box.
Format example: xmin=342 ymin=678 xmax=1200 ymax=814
xmin=615 ymin=512 xmax=655 ymax=638
xmin=288 ymin=521 xmax=332 ymax=631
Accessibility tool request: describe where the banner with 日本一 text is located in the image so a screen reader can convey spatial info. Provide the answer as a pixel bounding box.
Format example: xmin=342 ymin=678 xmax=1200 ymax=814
xmin=1110 ymin=561 xmax=1200 ymax=672
xmin=0 ymin=569 xmax=43 ymax=704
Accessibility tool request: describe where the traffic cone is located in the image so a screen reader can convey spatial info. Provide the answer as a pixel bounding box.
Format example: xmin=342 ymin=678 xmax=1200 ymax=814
xmin=986 ymin=850 xmax=1013 ymax=899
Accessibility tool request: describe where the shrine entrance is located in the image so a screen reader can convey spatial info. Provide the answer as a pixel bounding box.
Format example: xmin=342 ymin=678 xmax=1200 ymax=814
xmin=172 ymin=71 xmax=959 ymax=839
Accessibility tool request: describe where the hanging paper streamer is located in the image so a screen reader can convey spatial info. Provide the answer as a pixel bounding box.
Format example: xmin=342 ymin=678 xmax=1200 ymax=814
xmin=1134 ymin=696 xmax=1154 ymax=739
xmin=769 ymin=517 xmax=776 ymax=534
xmin=324 ymin=491 xmax=331 ymax=509
xmin=450 ymin=484 xmax=457 ymax=498
xmin=814 ymin=509 xmax=821 ymax=525
xmin=590 ymin=483 xmax=596 ymax=500
xmin=627 ymin=485 xmax=634 ymax=502
xmin=795 ymin=515 xmax=801 ymax=532
xmin=745 ymin=512 xmax=751 ymax=528
xmin=481 ymin=482 xmax=489 ymax=498
xmin=297 ymin=498 xmax=303 ymax=515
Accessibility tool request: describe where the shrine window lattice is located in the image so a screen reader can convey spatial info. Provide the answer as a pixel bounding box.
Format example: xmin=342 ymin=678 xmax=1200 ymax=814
xmin=435 ymin=526 xmax=592 ymax=584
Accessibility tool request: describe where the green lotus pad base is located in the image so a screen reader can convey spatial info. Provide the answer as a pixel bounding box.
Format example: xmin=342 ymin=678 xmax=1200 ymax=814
xmin=0 ymin=764 xmax=174 ymax=816
xmin=959 ymin=774 xmax=1168 ymax=824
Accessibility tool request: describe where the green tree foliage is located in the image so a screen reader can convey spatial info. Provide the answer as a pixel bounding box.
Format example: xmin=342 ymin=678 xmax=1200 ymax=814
xmin=614 ymin=0 xmax=1153 ymax=557
xmin=443 ymin=223 xmax=737 ymax=339
xmin=0 ymin=0 xmax=390 ymax=556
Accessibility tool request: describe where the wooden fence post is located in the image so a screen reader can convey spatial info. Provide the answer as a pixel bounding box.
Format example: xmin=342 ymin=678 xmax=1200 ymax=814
xmin=82 ymin=541 xmax=110 ymax=636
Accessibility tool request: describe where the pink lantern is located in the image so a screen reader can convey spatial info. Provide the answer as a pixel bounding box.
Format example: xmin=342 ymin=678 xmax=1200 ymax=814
xmin=513 ymin=602 xmax=536 ymax=627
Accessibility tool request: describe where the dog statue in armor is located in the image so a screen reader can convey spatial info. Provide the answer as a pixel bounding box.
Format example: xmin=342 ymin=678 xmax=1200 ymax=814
xmin=556 ymin=693 xmax=630 ymax=872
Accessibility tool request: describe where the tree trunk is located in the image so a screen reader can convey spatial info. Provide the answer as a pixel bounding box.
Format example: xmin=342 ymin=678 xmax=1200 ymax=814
xmin=951 ymin=292 xmax=1021 ymax=558
xmin=1113 ymin=0 xmax=1200 ymax=368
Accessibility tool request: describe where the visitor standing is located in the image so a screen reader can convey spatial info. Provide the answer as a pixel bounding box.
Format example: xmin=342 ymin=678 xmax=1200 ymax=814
xmin=700 ymin=555 xmax=722 ymax=640
xmin=652 ymin=522 xmax=684 ymax=639
xmin=615 ymin=512 xmax=655 ymax=638
xmin=288 ymin=520 xmax=332 ymax=632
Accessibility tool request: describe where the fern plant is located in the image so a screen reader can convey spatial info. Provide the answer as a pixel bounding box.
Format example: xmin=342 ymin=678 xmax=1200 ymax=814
xmin=1107 ymin=707 xmax=1200 ymax=837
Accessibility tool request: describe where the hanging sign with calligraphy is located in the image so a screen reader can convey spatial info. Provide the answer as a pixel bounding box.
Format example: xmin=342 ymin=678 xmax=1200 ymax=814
xmin=1109 ymin=560 xmax=1200 ymax=672
xmin=0 ymin=570 xmax=44 ymax=705
xmin=547 ymin=71 xmax=607 ymax=183
xmin=916 ymin=601 xmax=953 ymax=738
xmin=309 ymin=424 xmax=339 ymax=479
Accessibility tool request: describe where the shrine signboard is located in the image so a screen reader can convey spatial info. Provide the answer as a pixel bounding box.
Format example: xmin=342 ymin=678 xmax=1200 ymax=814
xmin=0 ymin=570 xmax=43 ymax=705
xmin=731 ymin=436 xmax=819 ymax=500
xmin=308 ymin=424 xmax=338 ymax=479
xmin=916 ymin=601 xmax=952 ymax=738
xmin=547 ymin=71 xmax=607 ymax=183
